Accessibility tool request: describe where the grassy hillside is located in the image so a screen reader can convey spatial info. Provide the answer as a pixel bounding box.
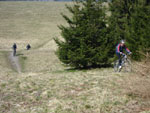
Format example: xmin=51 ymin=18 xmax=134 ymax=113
xmin=0 ymin=2 xmax=150 ymax=113
xmin=0 ymin=2 xmax=72 ymax=50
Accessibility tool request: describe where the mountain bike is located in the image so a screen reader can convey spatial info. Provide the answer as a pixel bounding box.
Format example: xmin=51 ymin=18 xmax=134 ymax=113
xmin=114 ymin=53 xmax=132 ymax=72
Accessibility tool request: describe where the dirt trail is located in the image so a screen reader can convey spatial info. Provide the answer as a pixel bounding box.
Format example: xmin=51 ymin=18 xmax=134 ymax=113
xmin=8 ymin=52 xmax=21 ymax=73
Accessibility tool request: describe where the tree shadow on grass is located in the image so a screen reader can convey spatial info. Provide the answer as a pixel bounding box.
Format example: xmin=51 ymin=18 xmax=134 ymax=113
xmin=65 ymin=64 xmax=113 ymax=71
xmin=16 ymin=53 xmax=24 ymax=56
xmin=52 ymin=64 xmax=113 ymax=74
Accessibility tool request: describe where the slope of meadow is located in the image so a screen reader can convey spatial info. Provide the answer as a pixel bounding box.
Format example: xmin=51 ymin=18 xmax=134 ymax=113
xmin=0 ymin=2 xmax=150 ymax=113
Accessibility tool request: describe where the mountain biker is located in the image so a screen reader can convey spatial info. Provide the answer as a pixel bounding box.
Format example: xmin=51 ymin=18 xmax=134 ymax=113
xmin=12 ymin=43 xmax=17 ymax=56
xmin=116 ymin=40 xmax=131 ymax=69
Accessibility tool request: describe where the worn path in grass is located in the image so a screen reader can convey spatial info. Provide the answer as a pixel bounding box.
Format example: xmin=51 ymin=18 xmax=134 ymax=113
xmin=8 ymin=52 xmax=21 ymax=73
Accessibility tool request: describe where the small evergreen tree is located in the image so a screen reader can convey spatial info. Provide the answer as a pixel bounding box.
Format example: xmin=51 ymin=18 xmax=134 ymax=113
xmin=55 ymin=0 xmax=113 ymax=68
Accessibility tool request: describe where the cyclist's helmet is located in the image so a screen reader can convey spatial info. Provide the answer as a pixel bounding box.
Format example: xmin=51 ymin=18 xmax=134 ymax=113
xmin=120 ymin=40 xmax=125 ymax=44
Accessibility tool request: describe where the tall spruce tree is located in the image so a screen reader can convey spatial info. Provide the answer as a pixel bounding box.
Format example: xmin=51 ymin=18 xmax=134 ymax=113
xmin=109 ymin=0 xmax=150 ymax=60
xmin=108 ymin=0 xmax=134 ymax=40
xmin=55 ymin=0 xmax=113 ymax=68
xmin=126 ymin=0 xmax=150 ymax=59
xmin=108 ymin=0 xmax=135 ymax=59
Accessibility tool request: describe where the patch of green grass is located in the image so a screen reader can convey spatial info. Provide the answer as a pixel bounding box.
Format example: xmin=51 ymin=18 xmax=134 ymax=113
xmin=127 ymin=92 xmax=139 ymax=99
xmin=52 ymin=69 xmax=79 ymax=74
xmin=1 ymin=83 xmax=6 ymax=88
xmin=0 ymin=51 xmax=14 ymax=72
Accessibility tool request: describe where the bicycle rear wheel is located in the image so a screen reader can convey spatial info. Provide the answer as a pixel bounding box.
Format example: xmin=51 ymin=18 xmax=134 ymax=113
xmin=114 ymin=60 xmax=119 ymax=72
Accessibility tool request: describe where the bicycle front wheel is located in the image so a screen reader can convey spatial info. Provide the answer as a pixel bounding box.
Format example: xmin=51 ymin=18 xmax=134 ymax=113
xmin=123 ymin=59 xmax=132 ymax=72
xmin=114 ymin=60 xmax=119 ymax=72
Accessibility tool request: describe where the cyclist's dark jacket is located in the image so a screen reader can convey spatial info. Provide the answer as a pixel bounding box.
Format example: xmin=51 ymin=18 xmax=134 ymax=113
xmin=13 ymin=44 xmax=17 ymax=50
xmin=116 ymin=44 xmax=130 ymax=54
xmin=26 ymin=44 xmax=31 ymax=50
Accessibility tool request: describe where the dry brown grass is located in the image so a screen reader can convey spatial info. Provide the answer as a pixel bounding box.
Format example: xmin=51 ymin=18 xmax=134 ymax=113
xmin=134 ymin=52 xmax=150 ymax=76
xmin=120 ymin=52 xmax=150 ymax=112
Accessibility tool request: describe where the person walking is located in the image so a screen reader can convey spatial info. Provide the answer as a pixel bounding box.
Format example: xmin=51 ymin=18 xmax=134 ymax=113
xmin=12 ymin=43 xmax=17 ymax=56
xmin=26 ymin=44 xmax=31 ymax=50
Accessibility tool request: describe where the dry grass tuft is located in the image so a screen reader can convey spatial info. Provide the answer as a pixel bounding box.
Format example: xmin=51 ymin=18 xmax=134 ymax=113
xmin=123 ymin=52 xmax=150 ymax=97
xmin=134 ymin=52 xmax=150 ymax=76
xmin=123 ymin=74 xmax=150 ymax=99
xmin=121 ymin=52 xmax=150 ymax=112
